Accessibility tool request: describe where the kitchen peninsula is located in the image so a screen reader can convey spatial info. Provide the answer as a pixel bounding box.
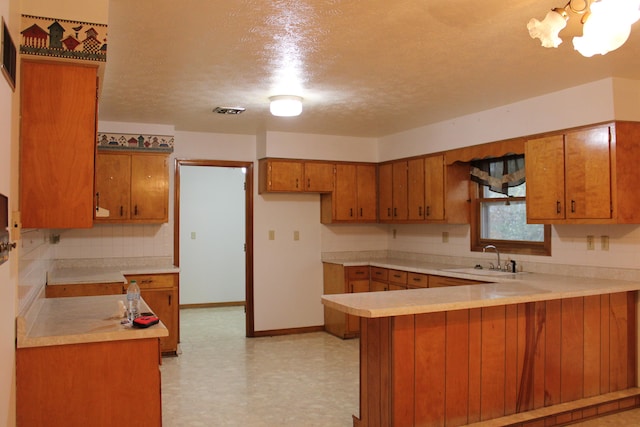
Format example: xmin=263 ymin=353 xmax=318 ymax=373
xmin=16 ymin=292 xmax=168 ymax=426
xmin=322 ymin=267 xmax=640 ymax=426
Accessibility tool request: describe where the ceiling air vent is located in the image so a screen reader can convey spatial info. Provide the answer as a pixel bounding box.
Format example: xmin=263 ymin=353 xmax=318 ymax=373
xmin=213 ymin=106 xmax=246 ymax=115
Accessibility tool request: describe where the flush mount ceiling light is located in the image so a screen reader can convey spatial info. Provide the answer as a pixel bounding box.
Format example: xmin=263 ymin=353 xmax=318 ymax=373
xmin=269 ymin=95 xmax=303 ymax=117
xmin=527 ymin=0 xmax=640 ymax=57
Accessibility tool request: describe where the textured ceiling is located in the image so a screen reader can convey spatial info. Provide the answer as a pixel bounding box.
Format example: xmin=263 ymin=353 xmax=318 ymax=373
xmin=98 ymin=0 xmax=640 ymax=138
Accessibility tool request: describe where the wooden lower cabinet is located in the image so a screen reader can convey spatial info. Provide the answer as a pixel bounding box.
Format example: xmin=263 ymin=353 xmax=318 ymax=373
xmin=17 ymin=338 xmax=162 ymax=427
xmin=355 ymin=292 xmax=637 ymax=426
xmin=46 ymin=273 xmax=179 ymax=356
xmin=125 ymin=274 xmax=179 ymax=356
xmin=323 ymin=263 xmax=370 ymax=338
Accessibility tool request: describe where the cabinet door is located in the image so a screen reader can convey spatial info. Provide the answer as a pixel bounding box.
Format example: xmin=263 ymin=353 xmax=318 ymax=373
xmin=408 ymin=158 xmax=425 ymax=220
xmin=392 ymin=161 xmax=408 ymax=220
xmin=346 ymin=279 xmax=370 ymax=333
xmin=20 ymin=61 xmax=97 ymax=228
xmin=356 ymin=164 xmax=378 ymax=221
xmin=370 ymin=280 xmax=388 ymax=292
xmin=525 ymin=135 xmax=566 ymax=221
xmin=565 ymin=127 xmax=611 ymax=219
xmin=140 ymin=288 xmax=178 ymax=354
xmin=131 ymin=154 xmax=169 ymax=221
xmin=304 ymin=162 xmax=334 ymax=192
xmin=95 ymin=152 xmax=131 ymax=220
xmin=334 ymin=164 xmax=358 ymax=220
xmin=378 ymin=163 xmax=393 ymax=221
xmin=424 ymin=155 xmax=445 ymax=221
xmin=268 ymin=160 xmax=303 ymax=192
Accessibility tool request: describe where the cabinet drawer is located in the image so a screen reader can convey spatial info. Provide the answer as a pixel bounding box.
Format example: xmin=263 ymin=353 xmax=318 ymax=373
xmin=370 ymin=267 xmax=388 ymax=281
xmin=388 ymin=269 xmax=407 ymax=285
xmin=125 ymin=273 xmax=177 ymax=289
xmin=407 ymin=272 xmax=429 ymax=289
xmin=346 ymin=266 xmax=370 ymax=280
xmin=46 ymin=282 xmax=125 ymax=298
xmin=429 ymin=275 xmax=486 ymax=287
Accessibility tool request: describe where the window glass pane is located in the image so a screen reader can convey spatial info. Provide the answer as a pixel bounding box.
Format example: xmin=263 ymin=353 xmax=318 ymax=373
xmin=480 ymin=199 xmax=544 ymax=241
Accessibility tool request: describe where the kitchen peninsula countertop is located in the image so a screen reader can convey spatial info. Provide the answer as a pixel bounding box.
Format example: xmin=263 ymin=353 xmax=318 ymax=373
xmin=321 ymin=257 xmax=640 ymax=318
xmin=17 ymin=293 xmax=168 ymax=348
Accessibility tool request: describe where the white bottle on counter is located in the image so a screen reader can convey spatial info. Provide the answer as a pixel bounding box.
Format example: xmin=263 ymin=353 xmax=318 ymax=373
xmin=126 ymin=280 xmax=140 ymax=322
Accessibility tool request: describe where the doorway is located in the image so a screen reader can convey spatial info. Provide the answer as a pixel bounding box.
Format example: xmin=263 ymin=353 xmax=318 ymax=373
xmin=174 ymin=159 xmax=254 ymax=337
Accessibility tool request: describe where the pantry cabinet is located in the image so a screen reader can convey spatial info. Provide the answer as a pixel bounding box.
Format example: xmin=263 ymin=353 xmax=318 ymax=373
xmin=258 ymin=158 xmax=334 ymax=193
xmin=20 ymin=60 xmax=98 ymax=228
xmin=526 ymin=122 xmax=640 ymax=224
xmin=95 ymin=151 xmax=169 ymax=223
xmin=321 ymin=163 xmax=377 ymax=223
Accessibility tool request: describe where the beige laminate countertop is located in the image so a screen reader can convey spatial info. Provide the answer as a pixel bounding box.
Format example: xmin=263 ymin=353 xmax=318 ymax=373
xmin=47 ymin=264 xmax=179 ymax=285
xmin=17 ymin=294 xmax=169 ymax=348
xmin=321 ymin=258 xmax=640 ymax=318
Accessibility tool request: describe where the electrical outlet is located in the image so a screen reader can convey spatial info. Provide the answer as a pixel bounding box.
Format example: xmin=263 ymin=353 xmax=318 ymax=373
xmin=601 ymin=235 xmax=609 ymax=251
xmin=442 ymin=231 xmax=449 ymax=243
xmin=268 ymin=230 xmax=275 ymax=240
xmin=293 ymin=230 xmax=300 ymax=241
xmin=586 ymin=235 xmax=595 ymax=250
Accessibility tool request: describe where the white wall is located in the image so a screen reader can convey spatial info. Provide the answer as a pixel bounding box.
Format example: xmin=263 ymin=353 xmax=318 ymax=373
xmin=1 ymin=0 xmax=18 ymax=424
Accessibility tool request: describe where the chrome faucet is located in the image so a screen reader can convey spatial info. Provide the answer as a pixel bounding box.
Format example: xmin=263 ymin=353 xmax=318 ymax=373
xmin=483 ymin=245 xmax=501 ymax=270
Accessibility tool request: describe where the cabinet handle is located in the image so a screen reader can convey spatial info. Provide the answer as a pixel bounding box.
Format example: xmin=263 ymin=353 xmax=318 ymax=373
xmin=168 ymin=294 xmax=172 ymax=306
xmin=418 ymin=206 xmax=422 ymax=217
xmin=393 ymin=274 xmax=401 ymax=278
xmin=571 ymin=200 xmax=576 ymax=213
xmin=134 ymin=205 xmax=139 ymax=216
xmin=393 ymin=207 xmax=397 ymax=217
xmin=295 ymin=178 xmax=299 ymax=189
xmin=426 ymin=206 xmax=430 ymax=217
xmin=387 ymin=208 xmax=391 ymax=217
xmin=349 ymin=208 xmax=353 ymax=217
xmin=120 ymin=205 xmax=124 ymax=217
xmin=556 ymin=201 xmax=561 ymax=214
xmin=360 ymin=208 xmax=363 ymax=217
xmin=95 ymin=192 xmax=100 ymax=212
xmin=307 ymin=178 xmax=311 ymax=189
xmin=412 ymin=277 xmax=421 ymax=282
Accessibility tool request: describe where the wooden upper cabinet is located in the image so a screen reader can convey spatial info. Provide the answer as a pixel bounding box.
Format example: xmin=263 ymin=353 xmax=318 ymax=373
xmin=95 ymin=151 xmax=169 ymax=223
xmin=258 ymin=158 xmax=334 ymax=193
xmin=526 ymin=125 xmax=613 ymax=223
xmin=424 ymin=155 xmax=445 ymax=221
xmin=95 ymin=153 xmax=131 ymax=220
xmin=564 ymin=127 xmax=611 ymax=219
xmin=322 ymin=163 xmax=377 ymax=223
xmin=131 ymin=154 xmax=169 ymax=221
xmin=258 ymin=159 xmax=303 ymax=192
xmin=392 ymin=161 xmax=408 ymax=220
xmin=407 ymin=158 xmax=425 ymax=220
xmin=378 ymin=163 xmax=393 ymax=221
xmin=20 ymin=61 xmax=98 ymax=228
xmin=303 ymin=161 xmax=334 ymax=192
xmin=525 ymin=135 xmax=566 ymax=221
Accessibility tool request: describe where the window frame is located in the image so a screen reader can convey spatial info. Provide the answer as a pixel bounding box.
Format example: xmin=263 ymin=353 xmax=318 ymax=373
xmin=470 ymin=182 xmax=551 ymax=256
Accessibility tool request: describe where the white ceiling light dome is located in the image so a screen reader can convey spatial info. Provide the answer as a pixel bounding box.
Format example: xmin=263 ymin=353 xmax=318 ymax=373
xmin=269 ymin=95 xmax=303 ymax=117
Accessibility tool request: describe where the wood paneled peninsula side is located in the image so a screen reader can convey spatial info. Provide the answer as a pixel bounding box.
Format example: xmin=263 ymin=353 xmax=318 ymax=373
xmin=322 ymin=269 xmax=640 ymax=427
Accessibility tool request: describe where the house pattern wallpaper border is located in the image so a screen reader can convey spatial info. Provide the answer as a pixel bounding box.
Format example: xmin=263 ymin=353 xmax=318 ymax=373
xmin=97 ymin=133 xmax=175 ymax=153
xmin=20 ymin=14 xmax=107 ymax=62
